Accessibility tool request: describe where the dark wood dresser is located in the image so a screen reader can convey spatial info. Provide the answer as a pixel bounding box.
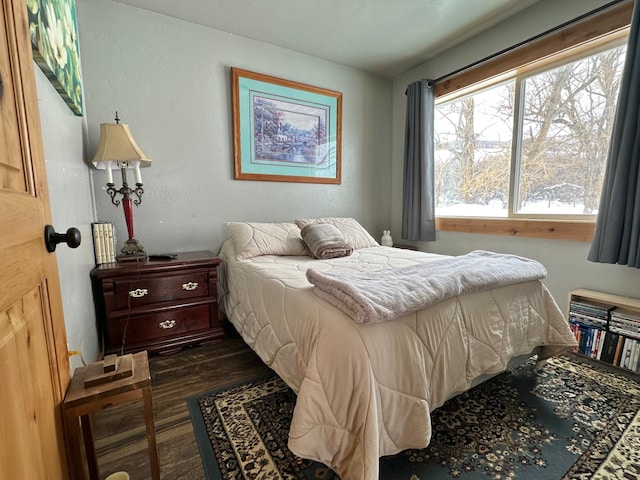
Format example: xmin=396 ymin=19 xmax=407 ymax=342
xmin=91 ymin=251 xmax=223 ymax=355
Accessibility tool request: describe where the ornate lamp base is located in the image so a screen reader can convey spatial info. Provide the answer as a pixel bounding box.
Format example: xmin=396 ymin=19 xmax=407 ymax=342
xmin=118 ymin=238 xmax=148 ymax=262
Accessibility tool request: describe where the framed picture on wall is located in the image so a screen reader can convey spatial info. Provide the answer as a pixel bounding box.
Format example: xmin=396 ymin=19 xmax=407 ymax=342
xmin=27 ymin=0 xmax=84 ymax=116
xmin=231 ymin=68 xmax=342 ymax=184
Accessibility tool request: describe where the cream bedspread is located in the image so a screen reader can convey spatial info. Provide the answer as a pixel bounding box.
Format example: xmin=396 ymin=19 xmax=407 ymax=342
xmin=218 ymin=241 xmax=577 ymax=480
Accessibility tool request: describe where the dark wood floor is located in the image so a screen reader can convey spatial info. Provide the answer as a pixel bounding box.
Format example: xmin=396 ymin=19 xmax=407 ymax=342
xmin=91 ymin=322 xmax=272 ymax=480
xmin=87 ymin=325 xmax=640 ymax=480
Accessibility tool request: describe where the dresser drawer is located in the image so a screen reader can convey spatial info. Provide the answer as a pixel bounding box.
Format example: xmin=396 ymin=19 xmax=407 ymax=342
xmin=116 ymin=304 xmax=211 ymax=345
xmin=92 ymin=251 xmax=223 ymax=354
xmin=113 ymin=271 xmax=210 ymax=310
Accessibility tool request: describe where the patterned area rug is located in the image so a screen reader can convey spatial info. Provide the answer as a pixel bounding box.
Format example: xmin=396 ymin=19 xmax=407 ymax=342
xmin=188 ymin=355 xmax=640 ymax=479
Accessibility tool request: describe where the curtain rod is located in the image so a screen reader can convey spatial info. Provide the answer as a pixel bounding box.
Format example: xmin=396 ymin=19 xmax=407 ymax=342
xmin=433 ymin=0 xmax=630 ymax=85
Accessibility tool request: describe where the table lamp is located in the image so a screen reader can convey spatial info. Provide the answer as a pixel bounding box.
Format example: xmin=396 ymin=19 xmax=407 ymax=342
xmin=92 ymin=113 xmax=151 ymax=262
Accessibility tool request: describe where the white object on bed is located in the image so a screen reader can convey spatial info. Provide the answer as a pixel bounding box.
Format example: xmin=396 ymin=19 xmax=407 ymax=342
xmin=300 ymin=223 xmax=353 ymax=259
xmin=295 ymin=217 xmax=379 ymax=249
xmin=218 ymin=241 xmax=577 ymax=480
xmin=306 ymin=249 xmax=547 ymax=324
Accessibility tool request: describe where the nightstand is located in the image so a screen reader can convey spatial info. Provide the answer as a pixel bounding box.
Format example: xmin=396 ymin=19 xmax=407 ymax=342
xmin=91 ymin=250 xmax=223 ymax=355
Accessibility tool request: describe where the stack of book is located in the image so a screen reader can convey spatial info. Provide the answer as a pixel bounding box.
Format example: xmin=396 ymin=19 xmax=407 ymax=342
xmin=608 ymin=310 xmax=640 ymax=371
xmin=92 ymin=222 xmax=116 ymax=264
xmin=568 ymin=298 xmax=613 ymax=360
xmin=569 ymin=298 xmax=640 ymax=373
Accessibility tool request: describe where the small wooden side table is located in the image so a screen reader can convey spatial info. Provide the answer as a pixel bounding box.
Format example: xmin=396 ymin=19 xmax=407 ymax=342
xmin=63 ymin=351 xmax=160 ymax=480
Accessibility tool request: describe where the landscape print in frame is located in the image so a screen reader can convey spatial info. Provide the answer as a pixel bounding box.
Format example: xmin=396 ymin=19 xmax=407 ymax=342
xmin=231 ymin=68 xmax=342 ymax=184
xmin=27 ymin=0 xmax=84 ymax=116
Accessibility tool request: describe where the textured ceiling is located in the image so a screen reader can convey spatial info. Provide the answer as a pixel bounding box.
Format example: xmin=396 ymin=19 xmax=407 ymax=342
xmin=114 ymin=0 xmax=541 ymax=78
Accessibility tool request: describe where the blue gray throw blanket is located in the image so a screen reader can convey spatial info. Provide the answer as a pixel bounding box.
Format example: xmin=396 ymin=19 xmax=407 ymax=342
xmin=305 ymin=250 xmax=547 ymax=324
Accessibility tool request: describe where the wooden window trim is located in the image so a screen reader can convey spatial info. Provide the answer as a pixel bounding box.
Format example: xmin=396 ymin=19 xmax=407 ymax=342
xmin=436 ymin=217 xmax=595 ymax=242
xmin=435 ymin=1 xmax=633 ymax=98
xmin=433 ymin=1 xmax=632 ymax=242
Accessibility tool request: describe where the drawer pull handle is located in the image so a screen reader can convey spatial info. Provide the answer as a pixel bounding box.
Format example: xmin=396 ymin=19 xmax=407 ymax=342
xmin=129 ymin=288 xmax=148 ymax=298
xmin=159 ymin=320 xmax=176 ymax=329
xmin=182 ymin=282 xmax=199 ymax=291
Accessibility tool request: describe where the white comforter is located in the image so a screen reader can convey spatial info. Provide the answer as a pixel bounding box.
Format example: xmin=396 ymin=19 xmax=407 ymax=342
xmin=218 ymin=242 xmax=577 ymax=480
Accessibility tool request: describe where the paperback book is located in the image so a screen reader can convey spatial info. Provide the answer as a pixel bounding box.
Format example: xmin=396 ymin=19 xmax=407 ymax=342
xmin=92 ymin=222 xmax=116 ymax=264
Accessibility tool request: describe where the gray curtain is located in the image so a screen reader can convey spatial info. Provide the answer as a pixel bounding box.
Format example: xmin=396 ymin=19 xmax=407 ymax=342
xmin=402 ymin=79 xmax=436 ymax=241
xmin=588 ymin=2 xmax=640 ymax=268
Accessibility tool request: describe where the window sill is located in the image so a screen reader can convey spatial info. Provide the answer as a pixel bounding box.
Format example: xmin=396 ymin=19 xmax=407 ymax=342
xmin=435 ymin=217 xmax=595 ymax=242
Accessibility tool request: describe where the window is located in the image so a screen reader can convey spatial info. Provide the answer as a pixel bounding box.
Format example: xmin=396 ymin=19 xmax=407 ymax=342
xmin=436 ymin=82 xmax=514 ymax=217
xmin=432 ymin=2 xmax=632 ymax=240
xmin=436 ymin=42 xmax=626 ymax=219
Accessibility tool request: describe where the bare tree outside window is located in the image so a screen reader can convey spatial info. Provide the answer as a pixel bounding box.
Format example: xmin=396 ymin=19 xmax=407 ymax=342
xmin=434 ymin=43 xmax=626 ymax=218
xmin=435 ymin=83 xmax=514 ymax=216
xmin=519 ymin=47 xmax=626 ymax=214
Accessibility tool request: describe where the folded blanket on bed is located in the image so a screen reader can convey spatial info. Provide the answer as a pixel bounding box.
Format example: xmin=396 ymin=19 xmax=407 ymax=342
xmin=301 ymin=223 xmax=353 ymax=259
xmin=306 ymin=250 xmax=547 ymax=324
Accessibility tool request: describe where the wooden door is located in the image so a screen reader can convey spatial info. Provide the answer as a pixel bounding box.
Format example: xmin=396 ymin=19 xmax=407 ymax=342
xmin=0 ymin=1 xmax=70 ymax=478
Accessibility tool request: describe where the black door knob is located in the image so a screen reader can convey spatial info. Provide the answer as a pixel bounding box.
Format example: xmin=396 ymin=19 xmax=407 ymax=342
xmin=44 ymin=225 xmax=81 ymax=252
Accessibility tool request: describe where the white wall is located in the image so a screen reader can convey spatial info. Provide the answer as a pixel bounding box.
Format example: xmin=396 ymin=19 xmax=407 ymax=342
xmin=391 ymin=0 xmax=640 ymax=311
xmin=35 ymin=67 xmax=99 ymax=369
xmin=33 ymin=0 xmax=640 ymax=370
xmin=72 ymin=0 xmax=639 ymax=328
xmin=76 ymin=0 xmax=393 ymax=256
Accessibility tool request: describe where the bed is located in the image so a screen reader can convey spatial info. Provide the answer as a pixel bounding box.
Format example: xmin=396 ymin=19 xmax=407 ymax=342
xmin=217 ymin=219 xmax=578 ymax=480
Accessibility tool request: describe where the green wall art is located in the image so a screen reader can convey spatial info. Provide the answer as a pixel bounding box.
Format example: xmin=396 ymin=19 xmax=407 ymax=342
xmin=27 ymin=0 xmax=83 ymax=116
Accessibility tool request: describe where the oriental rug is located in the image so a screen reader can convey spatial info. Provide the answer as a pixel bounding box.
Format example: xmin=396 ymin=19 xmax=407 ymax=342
xmin=188 ymin=355 xmax=640 ymax=479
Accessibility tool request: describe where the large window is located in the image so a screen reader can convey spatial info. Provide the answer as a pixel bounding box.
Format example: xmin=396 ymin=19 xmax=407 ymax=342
xmin=435 ymin=42 xmax=626 ymax=219
xmin=431 ymin=2 xmax=632 ymax=240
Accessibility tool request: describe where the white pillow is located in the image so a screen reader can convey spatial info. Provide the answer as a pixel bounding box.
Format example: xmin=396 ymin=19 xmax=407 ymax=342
xmin=294 ymin=217 xmax=379 ymax=250
xmin=225 ymin=222 xmax=308 ymax=260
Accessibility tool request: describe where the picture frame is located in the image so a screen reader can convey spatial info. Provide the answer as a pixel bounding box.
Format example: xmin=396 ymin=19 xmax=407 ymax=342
xmin=231 ymin=68 xmax=342 ymax=184
xmin=27 ymin=0 xmax=84 ymax=116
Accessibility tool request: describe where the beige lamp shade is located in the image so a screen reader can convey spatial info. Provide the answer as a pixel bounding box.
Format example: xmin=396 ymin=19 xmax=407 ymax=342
xmin=92 ymin=123 xmax=151 ymax=170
